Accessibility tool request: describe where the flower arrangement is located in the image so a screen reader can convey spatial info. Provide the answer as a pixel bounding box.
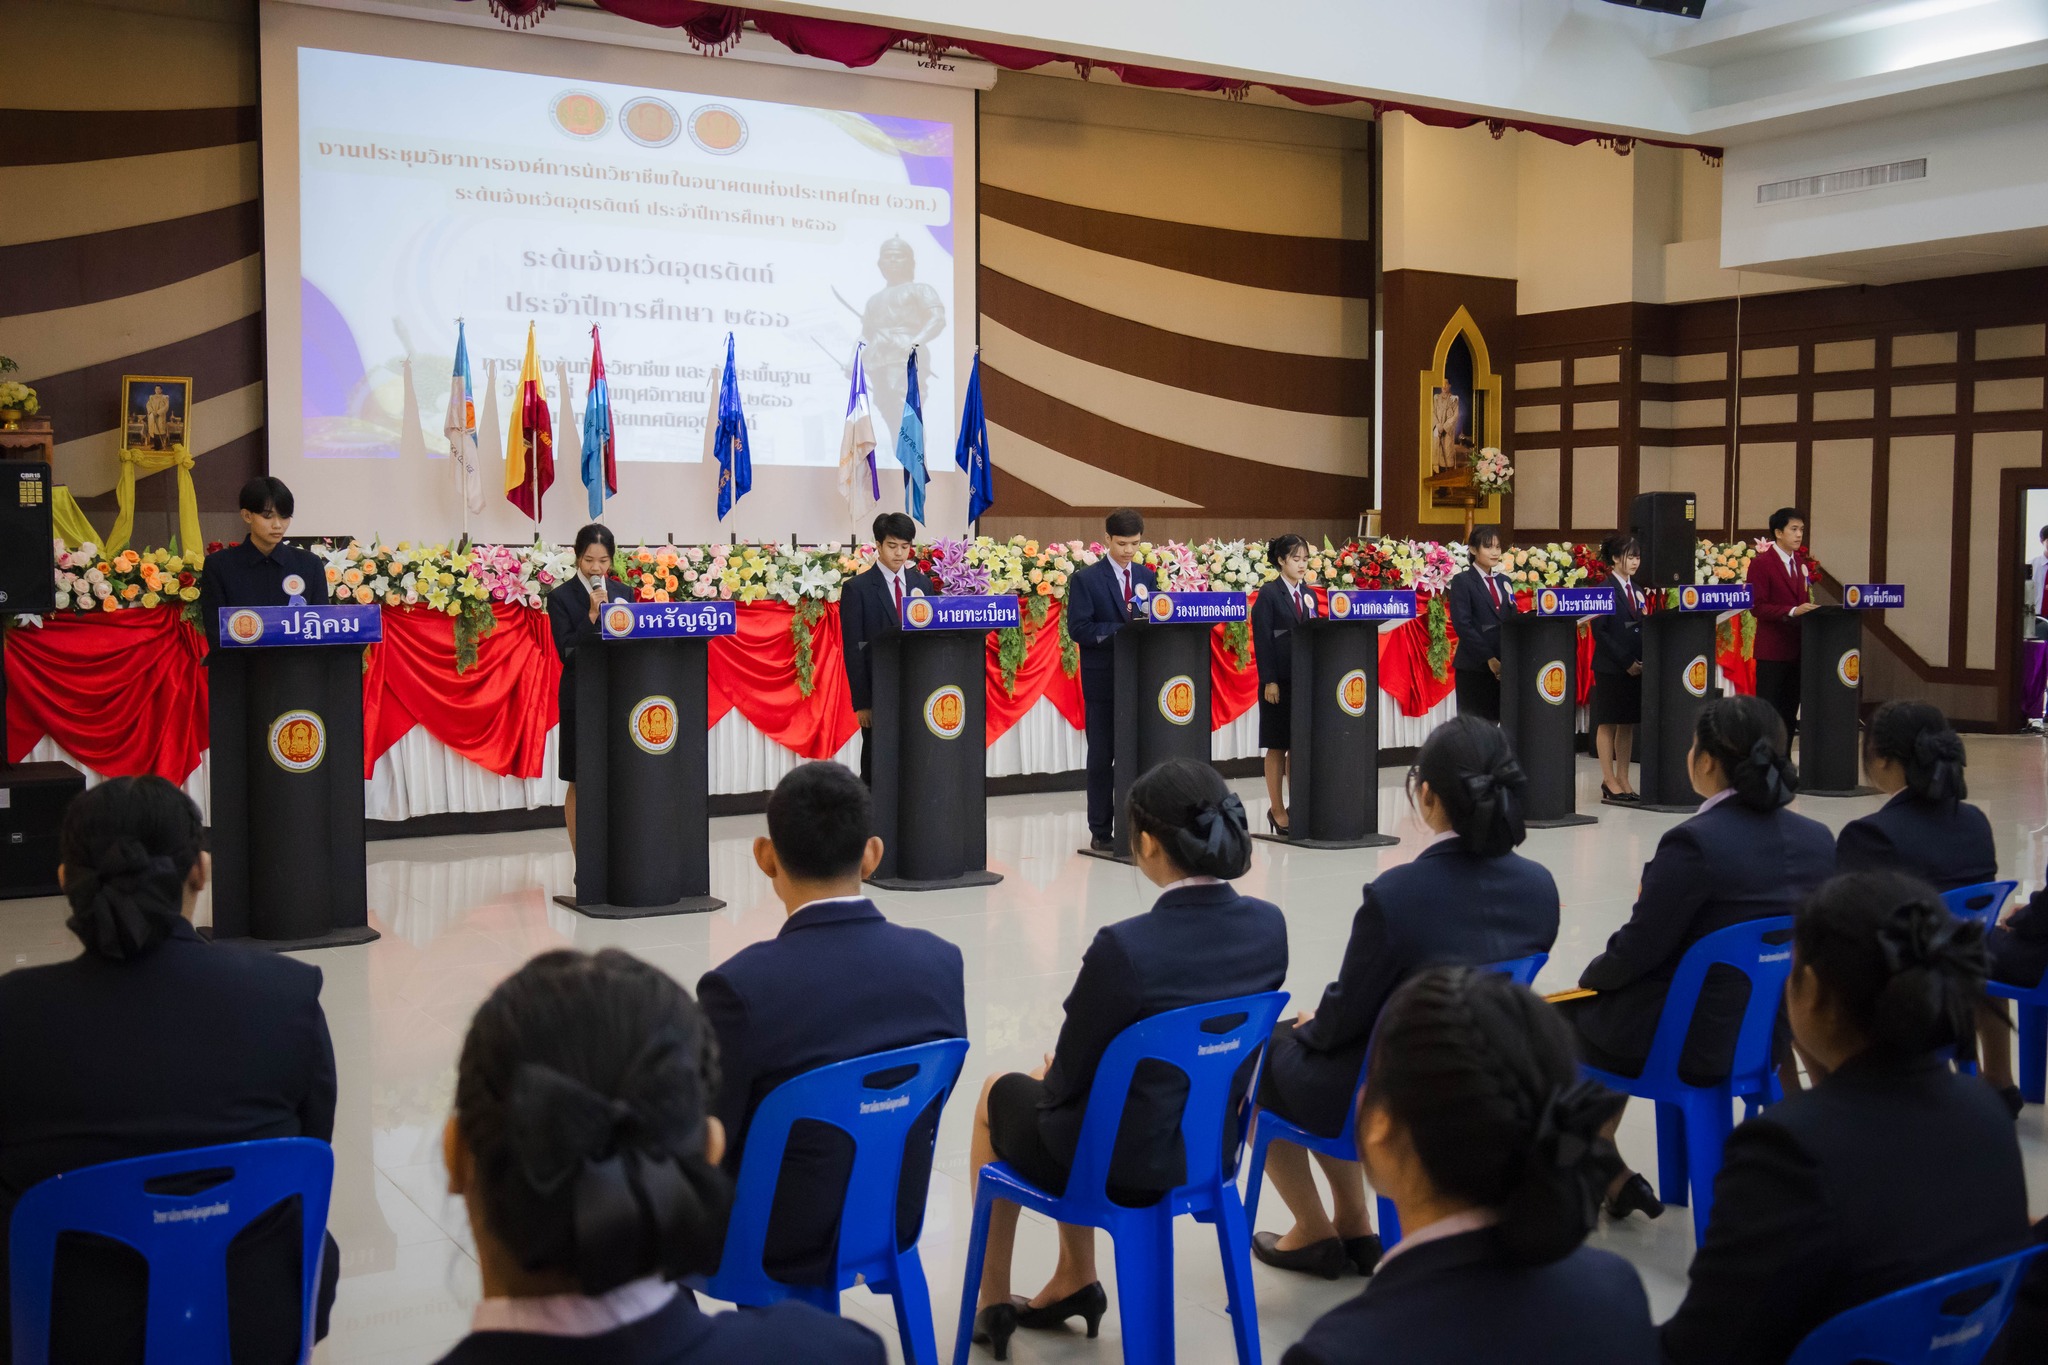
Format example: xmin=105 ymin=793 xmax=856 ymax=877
xmin=52 ymin=543 xmax=199 ymax=613
xmin=1571 ymin=542 xmax=1611 ymax=584
xmin=0 ymin=379 xmax=39 ymax=420
xmin=1471 ymin=446 xmax=1513 ymax=495
xmin=1331 ymin=540 xmax=1405 ymax=592
xmin=1699 ymin=538 xmax=1754 ymax=584
xmin=1501 ymin=542 xmax=1589 ymax=595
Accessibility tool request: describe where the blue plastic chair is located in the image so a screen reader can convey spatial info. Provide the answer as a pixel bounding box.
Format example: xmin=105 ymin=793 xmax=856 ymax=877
xmin=1241 ymin=954 xmax=1549 ymax=1251
xmin=9 ymin=1137 xmax=334 ymax=1365
xmin=950 ymin=991 xmax=1288 ymax=1365
xmin=1987 ymin=967 xmax=2048 ymax=1105
xmin=1580 ymin=916 xmax=1795 ymax=1247
xmin=704 ymin=1037 xmax=968 ymax=1365
xmin=1932 ymin=882 xmax=2016 ymax=1079
xmin=1785 ymin=1244 xmax=2042 ymax=1365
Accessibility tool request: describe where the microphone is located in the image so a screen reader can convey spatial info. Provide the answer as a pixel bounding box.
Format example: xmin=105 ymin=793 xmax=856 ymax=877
xmin=587 ymin=571 xmax=605 ymax=596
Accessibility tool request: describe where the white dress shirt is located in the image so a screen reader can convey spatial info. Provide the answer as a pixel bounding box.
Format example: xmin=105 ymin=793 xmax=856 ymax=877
xmin=470 ymin=1276 xmax=675 ymax=1338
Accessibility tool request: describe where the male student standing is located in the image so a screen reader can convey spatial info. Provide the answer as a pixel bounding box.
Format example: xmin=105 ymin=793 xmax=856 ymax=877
xmin=195 ymin=477 xmax=331 ymax=626
xmin=1066 ymin=508 xmax=1149 ymax=852
xmin=840 ymin=511 xmax=939 ymax=785
xmin=1746 ymin=506 xmax=1820 ymax=739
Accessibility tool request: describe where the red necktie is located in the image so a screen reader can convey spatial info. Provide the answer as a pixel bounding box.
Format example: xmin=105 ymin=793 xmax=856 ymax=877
xmin=1486 ymin=574 xmax=1501 ymax=610
xmin=1291 ymin=586 xmax=1302 ymax=618
xmin=1122 ymin=567 xmax=1134 ymax=606
xmin=892 ymin=575 xmax=903 ymax=610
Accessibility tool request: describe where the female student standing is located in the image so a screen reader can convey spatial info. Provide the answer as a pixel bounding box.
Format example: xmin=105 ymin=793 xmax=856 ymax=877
xmin=1447 ymin=525 xmax=1517 ymax=721
xmin=1590 ymin=534 xmax=1645 ymax=803
xmin=545 ymin=523 xmax=632 ymax=850
xmin=1252 ymin=534 xmax=1313 ymax=836
xmin=1250 ymin=716 xmax=1559 ymax=1279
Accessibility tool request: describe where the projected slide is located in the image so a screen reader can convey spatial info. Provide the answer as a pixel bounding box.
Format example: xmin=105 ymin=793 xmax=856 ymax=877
xmin=295 ymin=47 xmax=956 ymax=470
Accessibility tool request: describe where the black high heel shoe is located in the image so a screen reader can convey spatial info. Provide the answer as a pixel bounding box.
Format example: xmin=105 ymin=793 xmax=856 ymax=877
xmin=1604 ymin=1171 xmax=1665 ymax=1221
xmin=1267 ymin=809 xmax=1291 ymax=838
xmin=1015 ymin=1281 xmax=1108 ymax=1338
xmin=971 ymin=1302 xmax=1019 ymax=1359
xmin=1251 ymin=1230 xmax=1346 ymax=1279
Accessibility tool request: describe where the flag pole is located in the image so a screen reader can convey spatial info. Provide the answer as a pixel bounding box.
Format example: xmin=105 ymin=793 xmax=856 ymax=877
xmin=457 ymin=317 xmax=470 ymax=547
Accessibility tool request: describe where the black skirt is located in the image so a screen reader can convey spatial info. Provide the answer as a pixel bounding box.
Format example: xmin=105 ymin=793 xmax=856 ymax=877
xmin=1591 ymin=668 xmax=1642 ymax=726
xmin=1253 ymin=1017 xmax=1356 ymax=1141
xmin=1258 ymin=682 xmax=1293 ymax=751
xmin=556 ymin=663 xmax=579 ymax=783
xmin=986 ymin=1073 xmax=1168 ymax=1207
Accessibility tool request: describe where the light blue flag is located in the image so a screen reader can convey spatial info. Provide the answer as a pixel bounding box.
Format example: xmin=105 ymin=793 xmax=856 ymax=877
xmin=955 ymin=351 xmax=993 ymax=525
xmin=712 ymin=333 xmax=752 ymax=521
xmin=581 ymin=326 xmax=616 ymax=519
xmin=896 ymin=349 xmax=927 ymax=525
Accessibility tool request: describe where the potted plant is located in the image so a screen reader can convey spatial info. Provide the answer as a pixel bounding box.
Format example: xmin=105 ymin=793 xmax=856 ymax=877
xmin=0 ymin=357 xmax=38 ymax=430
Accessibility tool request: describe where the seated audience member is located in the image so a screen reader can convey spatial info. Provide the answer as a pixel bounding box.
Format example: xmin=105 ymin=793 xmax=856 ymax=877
xmin=0 ymin=776 xmax=340 ymax=1364
xmin=436 ymin=949 xmax=883 ymax=1364
xmin=966 ymin=759 xmax=1286 ymax=1359
xmin=1252 ymin=716 xmax=1559 ymax=1279
xmin=1833 ymin=701 xmax=1995 ymax=892
xmin=1981 ymin=879 xmax=2048 ymax=1113
xmin=696 ymin=761 xmax=966 ymax=1287
xmin=1280 ymin=969 xmax=1655 ymax=1365
xmin=1660 ymin=873 xmax=2031 ymax=1365
xmin=1557 ymin=694 xmax=1834 ymax=1219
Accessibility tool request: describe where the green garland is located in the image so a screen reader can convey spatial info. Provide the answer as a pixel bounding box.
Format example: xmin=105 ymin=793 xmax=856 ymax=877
xmin=791 ymin=597 xmax=825 ymax=696
xmin=1223 ymin=619 xmax=1253 ymax=671
xmin=995 ymin=594 xmax=1054 ymax=695
xmin=1058 ymin=599 xmax=1078 ymax=676
xmin=453 ymin=598 xmax=498 ymax=674
xmin=1424 ymin=595 xmax=1452 ymax=680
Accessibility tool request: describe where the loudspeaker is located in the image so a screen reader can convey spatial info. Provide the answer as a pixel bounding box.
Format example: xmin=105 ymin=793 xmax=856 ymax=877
xmin=1632 ymin=491 xmax=1698 ymax=588
xmin=0 ymin=463 xmax=56 ymax=615
xmin=0 ymin=762 xmax=85 ymax=899
xmin=1602 ymin=0 xmax=1705 ymax=16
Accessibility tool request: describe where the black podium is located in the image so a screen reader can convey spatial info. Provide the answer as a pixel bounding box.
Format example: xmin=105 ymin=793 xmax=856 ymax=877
xmin=554 ymin=601 xmax=731 ymax=919
xmin=868 ymin=595 xmax=1018 ymax=891
xmin=1081 ymin=591 xmax=1247 ymax=863
xmin=1500 ymin=587 xmax=1610 ymax=829
xmin=1636 ymin=584 xmax=1753 ymax=812
xmin=210 ymin=605 xmax=380 ymax=949
xmin=1799 ymin=583 xmax=1900 ymax=797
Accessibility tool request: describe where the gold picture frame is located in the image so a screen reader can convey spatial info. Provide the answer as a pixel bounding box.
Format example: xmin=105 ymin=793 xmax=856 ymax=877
xmin=1415 ymin=308 xmax=1503 ymax=527
xmin=121 ymin=374 xmax=193 ymax=455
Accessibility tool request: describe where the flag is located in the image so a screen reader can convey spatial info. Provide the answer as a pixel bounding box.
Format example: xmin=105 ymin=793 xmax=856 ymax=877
xmin=581 ymin=327 xmax=617 ymax=520
xmin=836 ymin=342 xmax=879 ymax=532
xmin=398 ymin=356 xmax=429 ymax=464
xmin=553 ymin=357 xmax=580 ymax=517
xmin=505 ymin=323 xmax=553 ymax=520
xmin=708 ymin=333 xmax=752 ymax=521
xmin=478 ymin=356 xmax=503 ymax=496
xmin=444 ymin=322 xmax=484 ymax=513
xmin=955 ymin=351 xmax=993 ymax=524
xmin=896 ymin=348 xmax=927 ymax=525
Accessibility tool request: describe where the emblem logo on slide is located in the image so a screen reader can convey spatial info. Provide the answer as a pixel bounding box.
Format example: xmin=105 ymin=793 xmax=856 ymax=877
xmin=904 ymin=597 xmax=935 ymax=629
xmin=924 ymin=684 xmax=966 ymax=740
xmin=630 ymin=696 xmax=678 ymax=755
xmin=1328 ymin=591 xmax=1351 ymax=619
xmin=1159 ymin=674 xmax=1197 ymax=726
xmin=1539 ymin=588 xmax=1559 ymax=614
xmin=226 ymin=609 xmax=264 ymax=644
xmin=620 ymin=96 xmax=681 ymax=148
xmin=604 ymin=603 xmax=635 ymax=636
xmin=268 ymin=710 xmax=326 ymax=774
xmin=1838 ymin=649 xmax=1861 ymax=689
xmin=1845 ymin=585 xmax=1863 ymax=607
xmin=1680 ymin=586 xmax=1701 ymax=610
xmin=1537 ymin=661 xmax=1569 ymax=706
xmin=1149 ymin=593 xmax=1175 ymax=623
xmin=1683 ymin=655 xmax=1710 ymax=698
xmin=1337 ymin=668 xmax=1370 ymax=717
xmin=689 ymin=104 xmax=749 ymax=155
xmin=551 ymin=90 xmax=610 ymax=140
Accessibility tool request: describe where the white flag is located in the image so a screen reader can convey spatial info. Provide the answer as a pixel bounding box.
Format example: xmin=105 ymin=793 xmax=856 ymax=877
xmin=445 ymin=322 xmax=485 ymax=513
xmin=398 ymin=356 xmax=430 ymax=464
xmin=837 ymin=343 xmax=879 ymax=535
xmin=554 ymin=357 xmax=582 ymax=524
xmin=478 ymin=357 xmax=503 ymax=505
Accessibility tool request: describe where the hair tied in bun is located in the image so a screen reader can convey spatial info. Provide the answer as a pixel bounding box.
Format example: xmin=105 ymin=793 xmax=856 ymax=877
xmin=1531 ymin=1079 xmax=1624 ymax=1173
xmin=1873 ymin=901 xmax=1980 ymax=977
xmin=64 ymin=838 xmax=186 ymax=961
xmin=1191 ymin=793 xmax=1248 ymax=858
xmin=1745 ymin=737 xmax=1794 ymax=808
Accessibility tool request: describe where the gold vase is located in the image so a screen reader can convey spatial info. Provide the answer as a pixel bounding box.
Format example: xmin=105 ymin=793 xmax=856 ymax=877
xmin=0 ymin=408 xmax=21 ymax=431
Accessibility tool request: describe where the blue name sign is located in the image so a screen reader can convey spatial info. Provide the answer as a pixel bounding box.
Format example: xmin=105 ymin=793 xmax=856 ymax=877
xmin=1841 ymin=583 xmax=1905 ymax=609
xmin=600 ymin=600 xmax=737 ymax=639
xmin=1138 ymin=590 xmax=1249 ymax=625
xmin=1322 ymin=589 xmax=1417 ymax=622
xmin=1528 ymin=586 xmax=1616 ymax=616
xmin=217 ymin=604 xmax=382 ymax=648
xmin=901 ymin=594 xmax=1023 ymax=630
xmin=1670 ymin=584 xmax=1754 ymax=612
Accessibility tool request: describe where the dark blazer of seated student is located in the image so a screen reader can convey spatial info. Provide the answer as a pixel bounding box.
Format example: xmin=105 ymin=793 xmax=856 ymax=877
xmin=1568 ymin=695 xmax=1835 ymax=1082
xmin=1258 ymin=716 xmax=1560 ymax=1139
xmin=1832 ymin=701 xmax=1996 ymax=895
xmin=696 ymin=763 xmax=965 ymax=1287
xmin=1660 ymin=874 xmax=2032 ymax=1365
xmin=0 ymin=777 xmax=339 ymax=1365
xmin=1281 ymin=969 xmax=1655 ymax=1365
xmin=436 ymin=949 xmax=885 ymax=1365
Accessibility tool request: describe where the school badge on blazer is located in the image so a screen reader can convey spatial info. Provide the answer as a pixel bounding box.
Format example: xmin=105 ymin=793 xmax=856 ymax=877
xmin=1336 ymin=667 xmax=1371 ymax=717
xmin=1537 ymin=661 xmax=1570 ymax=705
xmin=1158 ymin=674 xmax=1197 ymax=725
xmin=924 ymin=684 xmax=966 ymax=739
xmin=629 ymin=696 xmax=678 ymax=755
xmin=1837 ymin=649 xmax=1861 ymax=688
xmin=268 ymin=710 xmax=326 ymax=773
xmin=1683 ymin=655 xmax=1711 ymax=697
xmin=226 ymin=609 xmax=265 ymax=645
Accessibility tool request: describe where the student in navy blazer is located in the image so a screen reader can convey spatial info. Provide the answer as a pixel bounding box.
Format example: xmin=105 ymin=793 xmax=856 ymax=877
xmin=437 ymin=949 xmax=883 ymax=1365
xmin=546 ymin=523 xmax=633 ymax=849
xmin=1253 ymin=717 xmax=1559 ymax=1279
xmin=965 ymin=760 xmax=1286 ymax=1358
xmin=1833 ymin=701 xmax=1996 ymax=893
xmin=1446 ymin=525 xmax=1518 ymax=721
xmin=696 ymin=762 xmax=965 ymax=1287
xmin=1559 ymin=694 xmax=1833 ymax=1219
xmin=1589 ymin=534 xmax=1645 ymax=802
xmin=1251 ymin=534 xmax=1315 ymax=835
xmin=839 ymin=512 xmax=940 ymax=786
xmin=1064 ymin=508 xmax=1151 ymax=848
xmin=1281 ymin=969 xmax=1653 ymax=1365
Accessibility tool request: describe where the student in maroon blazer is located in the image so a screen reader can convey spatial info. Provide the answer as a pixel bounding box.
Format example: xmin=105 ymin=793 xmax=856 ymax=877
xmin=1745 ymin=507 xmax=1821 ymax=738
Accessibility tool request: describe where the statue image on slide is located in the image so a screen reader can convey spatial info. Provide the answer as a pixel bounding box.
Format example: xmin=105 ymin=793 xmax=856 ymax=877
xmin=1430 ymin=384 xmax=1462 ymax=473
xmin=859 ymin=236 xmax=947 ymax=428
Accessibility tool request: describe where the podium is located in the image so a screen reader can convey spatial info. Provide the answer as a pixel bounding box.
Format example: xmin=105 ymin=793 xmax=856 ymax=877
xmin=868 ymin=595 xmax=1019 ymax=891
xmin=1636 ymin=584 xmax=1753 ymax=813
xmin=554 ymin=601 xmax=733 ymax=919
xmin=210 ymin=605 xmax=381 ymax=949
xmin=1081 ymin=591 xmax=1248 ymax=863
xmin=1500 ymin=587 xmax=1611 ymax=829
xmin=1257 ymin=589 xmax=1415 ymax=849
xmin=1799 ymin=583 xmax=1902 ymax=797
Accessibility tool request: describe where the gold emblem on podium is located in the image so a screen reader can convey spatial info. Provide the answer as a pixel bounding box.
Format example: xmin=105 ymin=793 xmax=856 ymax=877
xmin=268 ymin=710 xmax=326 ymax=773
xmin=1158 ymin=674 xmax=1197 ymax=726
xmin=1837 ymin=650 xmax=1861 ymax=688
xmin=1537 ymin=661 xmax=1569 ymax=706
xmin=923 ymin=684 xmax=966 ymax=739
xmin=227 ymin=610 xmax=264 ymax=644
xmin=1683 ymin=655 xmax=1711 ymax=698
xmin=630 ymin=696 xmax=678 ymax=755
xmin=1336 ymin=668 xmax=1370 ymax=718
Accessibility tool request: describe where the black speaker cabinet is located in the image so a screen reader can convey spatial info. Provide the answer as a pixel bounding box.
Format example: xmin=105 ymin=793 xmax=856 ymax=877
xmin=0 ymin=762 xmax=85 ymax=899
xmin=0 ymin=463 xmax=57 ymax=615
xmin=1631 ymin=491 xmax=1698 ymax=589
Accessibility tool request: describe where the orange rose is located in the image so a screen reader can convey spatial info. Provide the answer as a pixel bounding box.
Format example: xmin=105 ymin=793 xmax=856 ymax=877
xmin=652 ymin=588 xmax=671 ymax=602
xmin=354 ymin=585 xmax=374 ymax=604
xmin=1037 ymin=582 xmax=1053 ymax=596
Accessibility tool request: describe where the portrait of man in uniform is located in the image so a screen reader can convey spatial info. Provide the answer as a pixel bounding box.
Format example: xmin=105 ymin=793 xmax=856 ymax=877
xmin=859 ymin=236 xmax=947 ymax=432
xmin=120 ymin=375 xmax=193 ymax=455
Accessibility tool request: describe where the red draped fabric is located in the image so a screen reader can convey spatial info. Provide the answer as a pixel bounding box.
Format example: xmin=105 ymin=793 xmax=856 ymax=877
xmin=1376 ymin=616 xmax=1457 ymax=718
xmin=3 ymin=609 xmax=208 ymax=783
xmin=1719 ymin=636 xmax=1757 ymax=696
xmin=1576 ymin=622 xmax=1598 ymax=706
xmin=1211 ymin=625 xmax=1258 ymax=728
xmin=706 ymin=602 xmax=860 ymax=760
xmin=361 ymin=604 xmax=559 ymax=779
xmin=984 ymin=603 xmax=1076 ymax=743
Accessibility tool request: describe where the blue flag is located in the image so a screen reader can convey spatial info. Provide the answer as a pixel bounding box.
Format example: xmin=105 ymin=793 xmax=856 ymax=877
xmin=955 ymin=351 xmax=993 ymax=524
xmin=710 ymin=333 xmax=752 ymax=521
xmin=896 ymin=349 xmax=927 ymax=525
xmin=581 ymin=326 xmax=616 ymax=519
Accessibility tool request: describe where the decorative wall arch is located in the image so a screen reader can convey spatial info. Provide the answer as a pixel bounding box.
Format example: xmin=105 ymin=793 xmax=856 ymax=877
xmin=1416 ymin=306 xmax=1504 ymax=527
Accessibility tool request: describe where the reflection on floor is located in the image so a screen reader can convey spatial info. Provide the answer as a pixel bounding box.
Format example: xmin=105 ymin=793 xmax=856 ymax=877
xmin=4 ymin=740 xmax=2047 ymax=1363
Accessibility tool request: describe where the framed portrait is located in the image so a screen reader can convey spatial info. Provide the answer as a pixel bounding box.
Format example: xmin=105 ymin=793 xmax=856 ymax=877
xmin=121 ymin=375 xmax=193 ymax=455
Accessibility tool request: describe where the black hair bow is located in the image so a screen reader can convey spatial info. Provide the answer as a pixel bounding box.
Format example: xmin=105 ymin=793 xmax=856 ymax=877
xmin=1191 ymin=792 xmax=1248 ymax=860
xmin=64 ymin=840 xmax=183 ymax=960
xmin=1530 ymin=1078 xmax=1624 ymax=1172
xmin=1747 ymin=738 xmax=1793 ymax=807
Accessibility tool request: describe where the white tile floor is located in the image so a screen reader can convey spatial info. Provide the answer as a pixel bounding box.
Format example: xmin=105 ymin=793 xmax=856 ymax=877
xmin=4 ymin=740 xmax=2047 ymax=1363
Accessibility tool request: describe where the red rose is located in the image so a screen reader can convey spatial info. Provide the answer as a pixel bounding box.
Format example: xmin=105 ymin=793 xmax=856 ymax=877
xmin=177 ymin=572 xmax=195 ymax=587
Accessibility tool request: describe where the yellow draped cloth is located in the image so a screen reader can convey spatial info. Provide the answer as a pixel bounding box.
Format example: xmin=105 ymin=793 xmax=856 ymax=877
xmin=102 ymin=445 xmax=202 ymax=556
xmin=50 ymin=486 xmax=102 ymax=550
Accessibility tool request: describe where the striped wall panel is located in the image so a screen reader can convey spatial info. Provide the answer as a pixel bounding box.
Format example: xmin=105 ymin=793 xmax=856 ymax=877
xmin=977 ymin=75 xmax=1375 ymax=539
xmin=0 ymin=0 xmax=263 ymax=546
